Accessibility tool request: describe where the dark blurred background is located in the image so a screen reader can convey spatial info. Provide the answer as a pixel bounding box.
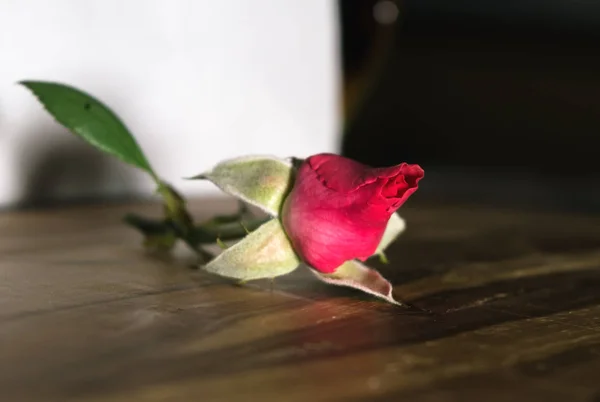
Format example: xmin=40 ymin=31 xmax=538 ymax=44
xmin=339 ymin=0 xmax=600 ymax=213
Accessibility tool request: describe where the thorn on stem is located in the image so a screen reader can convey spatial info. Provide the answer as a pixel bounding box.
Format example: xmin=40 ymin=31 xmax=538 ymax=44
xmin=378 ymin=252 xmax=389 ymax=264
xmin=216 ymin=238 xmax=228 ymax=250
xmin=240 ymin=221 xmax=251 ymax=234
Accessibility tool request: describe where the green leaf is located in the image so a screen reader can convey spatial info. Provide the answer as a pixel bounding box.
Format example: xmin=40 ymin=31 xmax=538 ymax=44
xmin=202 ymin=219 xmax=301 ymax=281
xmin=188 ymin=155 xmax=294 ymax=217
xmin=20 ymin=80 xmax=156 ymax=178
xmin=308 ymin=260 xmax=400 ymax=305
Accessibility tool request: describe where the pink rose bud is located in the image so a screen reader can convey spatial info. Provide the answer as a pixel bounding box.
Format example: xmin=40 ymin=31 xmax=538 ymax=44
xmin=282 ymin=153 xmax=424 ymax=273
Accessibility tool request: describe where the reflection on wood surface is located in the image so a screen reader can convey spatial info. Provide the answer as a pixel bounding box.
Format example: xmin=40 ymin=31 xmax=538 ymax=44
xmin=1 ymin=198 xmax=599 ymax=402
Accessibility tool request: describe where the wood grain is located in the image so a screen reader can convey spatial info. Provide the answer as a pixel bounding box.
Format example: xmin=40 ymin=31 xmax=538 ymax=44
xmin=1 ymin=198 xmax=599 ymax=402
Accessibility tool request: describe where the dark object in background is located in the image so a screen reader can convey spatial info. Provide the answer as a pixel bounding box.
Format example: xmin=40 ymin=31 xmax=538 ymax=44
xmin=338 ymin=0 xmax=398 ymax=129
xmin=339 ymin=0 xmax=600 ymax=212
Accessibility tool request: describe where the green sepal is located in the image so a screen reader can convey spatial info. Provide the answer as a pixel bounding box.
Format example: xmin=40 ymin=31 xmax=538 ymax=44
xmin=308 ymin=260 xmax=400 ymax=305
xmin=188 ymin=155 xmax=294 ymax=217
xmin=202 ymin=219 xmax=300 ymax=281
xmin=373 ymin=212 xmax=406 ymax=257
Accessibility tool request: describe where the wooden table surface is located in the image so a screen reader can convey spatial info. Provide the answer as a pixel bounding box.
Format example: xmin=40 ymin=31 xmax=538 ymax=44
xmin=1 ymin=198 xmax=599 ymax=402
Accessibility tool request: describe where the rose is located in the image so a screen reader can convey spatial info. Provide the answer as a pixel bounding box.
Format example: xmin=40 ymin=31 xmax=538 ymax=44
xmin=281 ymin=153 xmax=424 ymax=273
xmin=193 ymin=153 xmax=424 ymax=305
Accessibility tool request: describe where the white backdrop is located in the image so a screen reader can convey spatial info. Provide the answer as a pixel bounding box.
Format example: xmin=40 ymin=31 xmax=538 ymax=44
xmin=0 ymin=0 xmax=341 ymax=206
